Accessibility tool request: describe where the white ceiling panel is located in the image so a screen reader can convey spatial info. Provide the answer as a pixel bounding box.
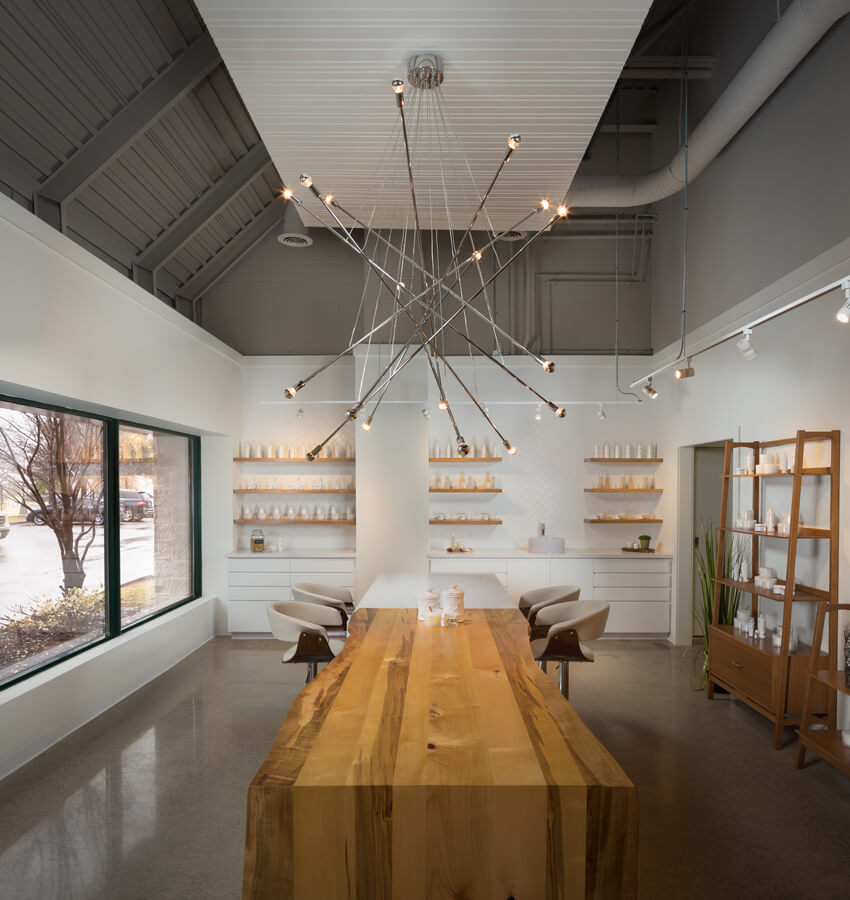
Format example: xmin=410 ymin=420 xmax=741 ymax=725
xmin=195 ymin=1 xmax=651 ymax=230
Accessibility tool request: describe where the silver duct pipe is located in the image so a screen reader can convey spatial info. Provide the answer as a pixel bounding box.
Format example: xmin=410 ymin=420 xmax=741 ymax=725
xmin=566 ymin=0 xmax=850 ymax=208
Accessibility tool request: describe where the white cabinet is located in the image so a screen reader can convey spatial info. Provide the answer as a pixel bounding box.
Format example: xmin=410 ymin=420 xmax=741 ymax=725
xmin=593 ymin=556 xmax=671 ymax=635
xmin=549 ymin=558 xmax=594 ymax=602
xmin=227 ymin=555 xmax=355 ymax=634
xmin=506 ymin=559 xmax=550 ymax=603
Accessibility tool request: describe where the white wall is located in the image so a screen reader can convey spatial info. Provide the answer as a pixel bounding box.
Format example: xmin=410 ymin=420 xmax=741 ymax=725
xmin=0 ymin=195 xmax=241 ymax=777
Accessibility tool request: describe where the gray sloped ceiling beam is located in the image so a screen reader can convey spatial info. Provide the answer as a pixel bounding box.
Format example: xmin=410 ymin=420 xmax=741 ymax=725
xmin=132 ymin=143 xmax=271 ymax=294
xmin=34 ymin=32 xmax=220 ymax=231
xmin=177 ymin=198 xmax=287 ymax=306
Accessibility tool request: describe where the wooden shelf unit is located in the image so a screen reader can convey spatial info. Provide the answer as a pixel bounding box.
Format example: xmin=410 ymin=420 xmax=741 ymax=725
xmin=234 ymin=518 xmax=355 ymax=526
xmin=796 ymin=603 xmax=850 ymax=776
xmin=234 ymin=457 xmax=355 ymax=463
xmin=429 ymin=488 xmax=501 ymax=494
xmin=429 ymin=518 xmax=502 ymax=525
xmin=584 ymin=488 xmax=662 ymax=494
xmin=234 ymin=489 xmax=354 ymax=495
xmin=584 ymin=457 xmax=663 ymax=463
xmin=584 ymin=517 xmax=662 ymax=524
xmin=429 ymin=457 xmax=502 ymax=463
xmin=707 ymin=430 xmax=840 ymax=750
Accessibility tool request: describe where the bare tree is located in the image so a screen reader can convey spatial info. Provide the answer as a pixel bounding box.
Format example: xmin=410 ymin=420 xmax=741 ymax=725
xmin=0 ymin=408 xmax=103 ymax=593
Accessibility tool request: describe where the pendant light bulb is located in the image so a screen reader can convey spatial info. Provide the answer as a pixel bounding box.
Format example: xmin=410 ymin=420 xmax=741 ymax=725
xmin=439 ymin=398 xmax=448 ymax=410
xmin=299 ymin=174 xmax=312 ymax=188
xmin=597 ymin=403 xmax=606 ymax=421
xmin=361 ymin=416 xmax=373 ymax=432
xmin=507 ymin=134 xmax=521 ymax=150
xmin=547 ymin=402 xmax=566 ymax=418
xmin=539 ymin=199 xmax=550 ymax=211
xmin=503 ymin=439 xmax=517 ymax=456
xmin=323 ymin=194 xmax=334 ymax=205
xmin=346 ymin=407 xmax=358 ymax=421
xmin=457 ymin=440 xmax=470 ymax=457
xmin=282 ymin=185 xmax=293 ymax=200
xmin=642 ymin=379 xmax=659 ymax=399
xmin=306 ymin=445 xmax=322 ymax=462
xmin=472 ymin=250 xmax=482 ymax=261
xmin=557 ymin=205 xmax=568 ymax=218
xmin=541 ymin=359 xmax=555 ymax=373
xmin=284 ymin=381 xmax=304 ymax=399
xmin=391 ymin=79 xmax=404 ymax=94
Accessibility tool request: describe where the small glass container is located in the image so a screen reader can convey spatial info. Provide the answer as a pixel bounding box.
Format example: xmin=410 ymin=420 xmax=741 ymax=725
xmin=250 ymin=529 xmax=265 ymax=553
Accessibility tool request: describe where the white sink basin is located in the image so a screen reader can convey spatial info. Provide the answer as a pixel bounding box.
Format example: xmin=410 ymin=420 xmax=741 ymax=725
xmin=527 ymin=536 xmax=565 ymax=554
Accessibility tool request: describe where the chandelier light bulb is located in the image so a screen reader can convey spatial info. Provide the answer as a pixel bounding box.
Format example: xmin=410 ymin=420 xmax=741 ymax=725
xmin=506 ymin=442 xmax=518 ymax=456
xmin=306 ymin=445 xmax=322 ymax=462
xmin=346 ymin=407 xmax=359 ymax=420
xmin=282 ymin=185 xmax=293 ymax=200
xmin=457 ymin=440 xmax=470 ymax=457
xmin=541 ymin=359 xmax=555 ymax=373
xmin=438 ymin=398 xmax=448 ymax=410
xmin=557 ymin=205 xmax=568 ymax=218
xmin=539 ymin=199 xmax=550 ymax=210
xmin=299 ymin=173 xmax=313 ymax=188
xmin=284 ymin=381 xmax=304 ymax=399
xmin=473 ymin=250 xmax=482 ymax=261
xmin=391 ymin=79 xmax=404 ymax=94
xmin=642 ymin=379 xmax=659 ymax=399
xmin=554 ymin=406 xmax=566 ymax=418
xmin=361 ymin=416 xmax=373 ymax=432
xmin=323 ymin=194 xmax=334 ymax=205
xmin=507 ymin=134 xmax=521 ymax=150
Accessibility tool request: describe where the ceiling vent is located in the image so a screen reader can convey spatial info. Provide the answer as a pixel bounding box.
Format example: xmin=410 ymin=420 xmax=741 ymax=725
xmin=277 ymin=202 xmax=313 ymax=248
xmin=497 ymin=229 xmax=527 ymax=242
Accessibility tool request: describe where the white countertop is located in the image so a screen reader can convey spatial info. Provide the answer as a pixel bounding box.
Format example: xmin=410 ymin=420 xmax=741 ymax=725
xmin=427 ymin=548 xmax=673 ymax=559
xmin=360 ymin=573 xmax=515 ymax=609
xmin=228 ymin=549 xmax=357 ymax=558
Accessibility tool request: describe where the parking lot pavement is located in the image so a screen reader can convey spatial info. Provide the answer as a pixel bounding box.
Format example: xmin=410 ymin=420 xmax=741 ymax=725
xmin=0 ymin=521 xmax=154 ymax=618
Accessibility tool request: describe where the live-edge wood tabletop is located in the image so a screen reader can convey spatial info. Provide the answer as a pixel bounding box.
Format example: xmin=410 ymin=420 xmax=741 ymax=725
xmin=243 ymin=607 xmax=637 ymax=900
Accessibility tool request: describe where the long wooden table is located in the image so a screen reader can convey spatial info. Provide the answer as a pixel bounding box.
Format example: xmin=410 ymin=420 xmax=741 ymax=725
xmin=243 ymin=607 xmax=637 ymax=899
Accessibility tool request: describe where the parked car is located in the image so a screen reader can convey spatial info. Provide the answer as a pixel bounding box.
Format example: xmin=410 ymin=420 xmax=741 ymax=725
xmin=138 ymin=491 xmax=155 ymax=518
xmin=26 ymin=494 xmax=104 ymax=525
xmin=0 ymin=512 xmax=9 ymax=540
xmin=119 ymin=490 xmax=147 ymax=522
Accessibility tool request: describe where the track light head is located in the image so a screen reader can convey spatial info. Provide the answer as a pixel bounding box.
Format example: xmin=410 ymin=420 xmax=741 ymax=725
xmin=836 ymin=281 xmax=850 ymax=323
xmin=675 ymin=359 xmax=695 ymax=379
xmin=736 ymin=327 xmax=757 ymax=360
xmin=597 ymin=403 xmax=607 ymax=420
xmin=534 ymin=404 xmax=543 ymax=422
xmin=642 ymin=379 xmax=659 ymax=399
xmin=421 ymin=408 xmax=430 ymax=419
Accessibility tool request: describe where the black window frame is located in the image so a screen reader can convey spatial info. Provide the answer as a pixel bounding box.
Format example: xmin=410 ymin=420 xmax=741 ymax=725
xmin=0 ymin=392 xmax=202 ymax=691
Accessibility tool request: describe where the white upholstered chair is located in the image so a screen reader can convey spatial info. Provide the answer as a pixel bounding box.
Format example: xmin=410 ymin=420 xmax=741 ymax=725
xmin=267 ymin=599 xmax=346 ymax=683
xmin=530 ymin=600 xmax=610 ymax=699
xmin=292 ymin=582 xmax=355 ymax=615
xmin=519 ymin=584 xmax=581 ymax=623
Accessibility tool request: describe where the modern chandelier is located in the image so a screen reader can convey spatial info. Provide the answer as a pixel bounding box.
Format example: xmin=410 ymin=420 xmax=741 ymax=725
xmin=281 ymin=54 xmax=569 ymax=460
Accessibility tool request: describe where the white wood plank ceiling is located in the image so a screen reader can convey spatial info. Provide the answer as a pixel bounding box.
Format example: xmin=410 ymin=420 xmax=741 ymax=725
xmin=194 ymin=1 xmax=652 ymax=230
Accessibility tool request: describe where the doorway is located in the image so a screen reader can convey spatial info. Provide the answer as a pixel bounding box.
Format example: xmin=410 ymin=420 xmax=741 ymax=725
xmin=691 ymin=443 xmax=726 ymax=638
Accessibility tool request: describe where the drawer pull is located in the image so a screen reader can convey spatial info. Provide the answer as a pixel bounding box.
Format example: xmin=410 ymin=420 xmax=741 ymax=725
xmin=730 ymin=660 xmax=744 ymax=669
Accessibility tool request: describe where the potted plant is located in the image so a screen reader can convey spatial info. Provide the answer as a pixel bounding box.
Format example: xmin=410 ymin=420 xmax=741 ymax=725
xmin=694 ymin=521 xmax=745 ymax=686
xmin=638 ymin=534 xmax=651 ymax=551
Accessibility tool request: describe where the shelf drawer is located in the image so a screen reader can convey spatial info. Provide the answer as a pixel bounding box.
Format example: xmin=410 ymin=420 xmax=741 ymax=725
xmin=229 ymin=600 xmax=276 ymax=633
xmin=709 ymin=628 xmax=773 ymax=710
xmin=593 ymin=572 xmax=671 ymax=588
xmin=229 ymin=586 xmax=291 ymax=603
xmin=594 ymin=587 xmax=670 ymax=604
xmin=606 ymin=601 xmax=669 ymax=634
xmin=228 ymin=572 xmax=292 ymax=588
xmin=228 ymin=557 xmax=292 ymax=573
xmin=593 ymin=558 xmax=671 ymax=574
xmin=290 ymin=558 xmax=354 ymax=573
xmin=429 ymin=558 xmax=508 ymax=575
xmin=291 ymin=572 xmax=354 ymax=588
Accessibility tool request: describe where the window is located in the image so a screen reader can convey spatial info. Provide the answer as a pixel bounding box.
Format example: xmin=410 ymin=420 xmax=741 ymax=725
xmin=0 ymin=396 xmax=200 ymax=688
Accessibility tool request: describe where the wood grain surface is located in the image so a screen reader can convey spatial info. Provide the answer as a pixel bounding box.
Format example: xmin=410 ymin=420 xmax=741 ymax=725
xmin=243 ymin=608 xmax=637 ymax=899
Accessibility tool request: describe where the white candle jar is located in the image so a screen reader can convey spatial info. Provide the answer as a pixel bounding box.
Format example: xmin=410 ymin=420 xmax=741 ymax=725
xmin=417 ymin=589 xmax=440 ymax=622
xmin=441 ymin=585 xmax=465 ymax=626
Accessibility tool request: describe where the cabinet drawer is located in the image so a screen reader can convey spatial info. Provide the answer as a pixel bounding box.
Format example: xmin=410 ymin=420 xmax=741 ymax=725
xmin=593 ymin=572 xmax=670 ymax=588
xmin=291 ymin=572 xmax=354 ymax=588
xmin=228 ymin=572 xmax=292 ymax=588
xmin=430 ymin=558 xmax=508 ymax=575
xmin=709 ymin=628 xmax=773 ymax=710
xmin=594 ymin=587 xmax=670 ymax=604
xmin=290 ymin=558 xmax=354 ymax=573
xmin=228 ymin=557 xmax=291 ymax=573
xmin=606 ymin=601 xmax=670 ymax=634
xmin=229 ymin=586 xmax=291 ymax=603
xmin=593 ymin=558 xmax=671 ymax=574
xmin=229 ymin=600 xmax=275 ymax=633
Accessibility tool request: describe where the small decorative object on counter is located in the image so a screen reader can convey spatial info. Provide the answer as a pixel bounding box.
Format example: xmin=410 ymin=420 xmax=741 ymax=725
xmin=417 ymin=588 xmax=440 ymax=622
xmin=250 ymin=529 xmax=265 ymax=552
xmin=440 ymin=585 xmax=464 ymax=626
xmin=638 ymin=534 xmax=651 ymax=551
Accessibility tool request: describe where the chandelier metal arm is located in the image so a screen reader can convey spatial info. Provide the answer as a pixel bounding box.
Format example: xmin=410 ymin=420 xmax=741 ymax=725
xmin=440 ymin=355 xmax=514 ymax=453
xmin=394 ymin=89 xmax=428 ymax=298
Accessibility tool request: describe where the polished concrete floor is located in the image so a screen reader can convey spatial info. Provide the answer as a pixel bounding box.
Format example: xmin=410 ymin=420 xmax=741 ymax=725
xmin=1 ymin=637 xmax=849 ymax=899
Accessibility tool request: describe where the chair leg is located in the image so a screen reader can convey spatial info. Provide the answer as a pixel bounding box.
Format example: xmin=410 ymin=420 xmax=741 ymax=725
xmin=306 ymin=661 xmax=317 ymax=684
xmin=538 ymin=660 xmax=547 ymax=674
xmin=558 ymin=662 xmax=569 ymax=699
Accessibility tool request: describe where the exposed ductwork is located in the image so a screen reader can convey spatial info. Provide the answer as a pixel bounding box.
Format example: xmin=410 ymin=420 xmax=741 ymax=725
xmin=566 ymin=0 xmax=850 ymax=208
